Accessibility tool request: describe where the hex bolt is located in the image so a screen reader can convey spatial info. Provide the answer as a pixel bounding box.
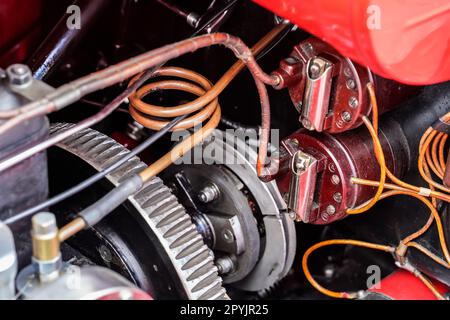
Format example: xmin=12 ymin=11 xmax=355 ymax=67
xmin=333 ymin=192 xmax=342 ymax=203
xmin=198 ymin=183 xmax=220 ymax=203
xmin=341 ymin=111 xmax=352 ymax=122
xmin=348 ymin=96 xmax=359 ymax=109
xmin=6 ymin=64 xmax=32 ymax=86
xmin=216 ymin=256 xmax=235 ymax=275
xmin=326 ymin=205 xmax=336 ymax=215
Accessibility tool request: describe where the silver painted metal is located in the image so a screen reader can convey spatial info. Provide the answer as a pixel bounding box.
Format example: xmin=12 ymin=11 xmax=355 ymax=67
xmin=288 ymin=150 xmax=318 ymax=223
xmin=301 ymin=57 xmax=333 ymax=131
xmin=16 ymin=265 xmax=149 ymax=300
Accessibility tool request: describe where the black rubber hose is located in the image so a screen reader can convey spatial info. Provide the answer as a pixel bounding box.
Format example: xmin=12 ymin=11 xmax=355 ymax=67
xmin=78 ymin=174 xmax=143 ymax=227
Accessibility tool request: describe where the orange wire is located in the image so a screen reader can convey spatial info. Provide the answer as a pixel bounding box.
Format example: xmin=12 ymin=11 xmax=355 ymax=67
xmin=302 ymin=239 xmax=394 ymax=299
xmin=438 ymin=134 xmax=447 ymax=172
xmin=427 ymin=132 xmax=444 ymax=178
xmin=346 ymin=116 xmax=386 ymax=214
xmin=432 ymin=133 xmax=445 ymax=175
xmin=416 ymin=272 xmax=446 ymax=300
xmin=419 ymin=129 xmax=450 ymax=193
xmin=407 ymin=241 xmax=450 ymax=270
xmin=304 ymin=79 xmax=450 ymax=300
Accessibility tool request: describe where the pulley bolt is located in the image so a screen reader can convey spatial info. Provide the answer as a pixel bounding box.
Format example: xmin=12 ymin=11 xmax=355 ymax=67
xmin=198 ymin=183 xmax=220 ymax=203
xmin=6 ymin=64 xmax=32 ymax=86
xmin=216 ymin=256 xmax=234 ymax=275
xmin=326 ymin=205 xmax=336 ymax=215
xmin=341 ymin=111 xmax=352 ymax=122
xmin=348 ymin=96 xmax=359 ymax=109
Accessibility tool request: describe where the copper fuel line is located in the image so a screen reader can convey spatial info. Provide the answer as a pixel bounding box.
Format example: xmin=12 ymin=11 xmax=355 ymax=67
xmin=0 ymin=26 xmax=287 ymax=175
xmin=57 ymin=25 xmax=288 ymax=240
xmin=2 ymin=23 xmax=290 ymax=228
xmin=302 ymin=80 xmax=450 ymax=300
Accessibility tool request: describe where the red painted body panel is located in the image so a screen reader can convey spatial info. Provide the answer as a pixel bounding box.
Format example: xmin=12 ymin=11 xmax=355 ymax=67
xmin=369 ymin=269 xmax=448 ymax=300
xmin=253 ymin=0 xmax=450 ymax=85
xmin=0 ymin=0 xmax=42 ymax=66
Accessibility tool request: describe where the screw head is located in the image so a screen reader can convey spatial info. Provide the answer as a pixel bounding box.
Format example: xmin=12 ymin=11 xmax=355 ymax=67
xmin=6 ymin=64 xmax=32 ymax=86
xmin=326 ymin=205 xmax=336 ymax=215
xmin=346 ymin=79 xmax=356 ymax=90
xmin=348 ymin=96 xmax=359 ymax=108
xmin=302 ymin=118 xmax=314 ymax=130
xmin=222 ymin=229 xmax=234 ymax=243
xmin=333 ymin=192 xmax=342 ymax=203
xmin=309 ymin=62 xmax=321 ymax=78
xmin=331 ymin=174 xmax=340 ymax=185
xmin=341 ymin=111 xmax=352 ymax=122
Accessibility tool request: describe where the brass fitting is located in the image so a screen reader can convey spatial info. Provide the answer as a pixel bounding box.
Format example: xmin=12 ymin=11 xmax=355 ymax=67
xmin=31 ymin=212 xmax=61 ymax=282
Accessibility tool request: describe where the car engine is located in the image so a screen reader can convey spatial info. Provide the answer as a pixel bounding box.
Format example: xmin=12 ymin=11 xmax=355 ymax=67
xmin=1 ymin=0 xmax=450 ymax=301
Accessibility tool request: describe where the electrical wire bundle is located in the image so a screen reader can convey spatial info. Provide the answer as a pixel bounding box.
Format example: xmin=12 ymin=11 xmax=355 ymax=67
xmin=302 ymin=81 xmax=450 ymax=300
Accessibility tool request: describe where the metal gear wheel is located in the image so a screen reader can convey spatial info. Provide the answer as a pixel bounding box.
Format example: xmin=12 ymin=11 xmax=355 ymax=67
xmin=50 ymin=123 xmax=228 ymax=300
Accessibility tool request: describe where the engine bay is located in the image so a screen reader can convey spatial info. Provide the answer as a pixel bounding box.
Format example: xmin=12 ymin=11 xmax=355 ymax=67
xmin=1 ymin=0 xmax=450 ymax=302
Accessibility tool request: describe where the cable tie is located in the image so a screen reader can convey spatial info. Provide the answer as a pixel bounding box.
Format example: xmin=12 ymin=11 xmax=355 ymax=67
xmin=418 ymin=187 xmax=432 ymax=197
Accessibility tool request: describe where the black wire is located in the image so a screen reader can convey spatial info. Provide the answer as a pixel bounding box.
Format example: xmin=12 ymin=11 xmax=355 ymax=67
xmin=4 ymin=114 xmax=187 ymax=225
